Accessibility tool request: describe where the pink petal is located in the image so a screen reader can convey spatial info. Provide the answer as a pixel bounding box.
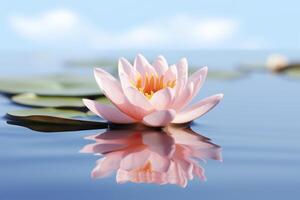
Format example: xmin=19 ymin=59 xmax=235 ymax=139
xmin=143 ymin=109 xmax=176 ymax=127
xmin=171 ymin=58 xmax=188 ymax=106
xmin=123 ymin=86 xmax=154 ymax=116
xmin=181 ymin=66 xmax=208 ymax=109
xmin=94 ymin=68 xmax=144 ymax=120
xmin=188 ymin=66 xmax=208 ymax=99
xmin=172 ymin=94 xmax=223 ymax=124
xmin=134 ymin=54 xmax=156 ymax=76
xmin=153 ymin=55 xmax=168 ymax=75
xmin=119 ymin=75 xmax=157 ymax=120
xmin=175 ymin=58 xmax=188 ymax=93
xmin=171 ymin=81 xmax=194 ymax=111
xmin=150 ymin=87 xmax=174 ymax=110
xmin=118 ymin=57 xmax=136 ymax=80
xmin=163 ymin=64 xmax=177 ymax=82
xmin=82 ymin=99 xmax=136 ymax=124
xmin=94 ymin=68 xmax=125 ymax=105
xmin=119 ymin=72 xmax=132 ymax=89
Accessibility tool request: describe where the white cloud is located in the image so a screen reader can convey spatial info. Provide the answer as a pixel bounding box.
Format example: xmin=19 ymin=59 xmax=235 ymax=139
xmin=9 ymin=9 xmax=79 ymax=40
xmin=193 ymin=19 xmax=238 ymax=43
xmin=9 ymin=9 xmax=240 ymax=49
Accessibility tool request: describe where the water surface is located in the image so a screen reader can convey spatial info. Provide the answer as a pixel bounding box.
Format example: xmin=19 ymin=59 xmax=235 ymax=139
xmin=1 ymin=51 xmax=300 ymax=199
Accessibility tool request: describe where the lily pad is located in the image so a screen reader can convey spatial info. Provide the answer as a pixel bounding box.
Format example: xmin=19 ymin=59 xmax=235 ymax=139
xmin=236 ymin=63 xmax=266 ymax=73
xmin=6 ymin=108 xmax=107 ymax=128
xmin=0 ymin=73 xmax=101 ymax=97
xmin=283 ymin=67 xmax=300 ymax=79
xmin=6 ymin=120 xmax=104 ymax=132
xmin=11 ymin=93 xmax=109 ymax=108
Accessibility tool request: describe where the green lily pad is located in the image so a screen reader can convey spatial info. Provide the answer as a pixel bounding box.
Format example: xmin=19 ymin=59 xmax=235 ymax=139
xmin=0 ymin=73 xmax=102 ymax=97
xmin=236 ymin=63 xmax=266 ymax=73
xmin=6 ymin=120 xmax=104 ymax=132
xmin=6 ymin=108 xmax=107 ymax=128
xmin=272 ymin=63 xmax=300 ymax=78
xmin=11 ymin=93 xmax=109 ymax=108
xmin=283 ymin=67 xmax=300 ymax=79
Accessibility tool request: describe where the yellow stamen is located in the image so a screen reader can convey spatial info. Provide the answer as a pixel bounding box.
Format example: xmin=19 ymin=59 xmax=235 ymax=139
xmin=133 ymin=73 xmax=176 ymax=99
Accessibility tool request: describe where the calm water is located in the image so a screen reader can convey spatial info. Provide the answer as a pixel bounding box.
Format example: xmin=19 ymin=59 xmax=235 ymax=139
xmin=1 ymin=51 xmax=300 ymax=199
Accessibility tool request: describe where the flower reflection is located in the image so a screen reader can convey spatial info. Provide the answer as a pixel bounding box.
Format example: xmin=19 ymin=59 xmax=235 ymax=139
xmin=80 ymin=126 xmax=222 ymax=187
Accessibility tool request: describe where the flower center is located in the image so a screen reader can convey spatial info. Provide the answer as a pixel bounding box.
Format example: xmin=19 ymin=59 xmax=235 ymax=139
xmin=134 ymin=73 xmax=176 ymax=99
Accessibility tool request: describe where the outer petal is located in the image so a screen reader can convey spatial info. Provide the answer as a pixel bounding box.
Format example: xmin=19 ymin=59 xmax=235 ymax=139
xmin=183 ymin=67 xmax=208 ymax=108
xmin=134 ymin=54 xmax=156 ymax=76
xmin=94 ymin=68 xmax=125 ymax=105
xmin=143 ymin=109 xmax=176 ymax=127
xmin=172 ymin=94 xmax=223 ymax=124
xmin=171 ymin=81 xmax=194 ymax=111
xmin=150 ymin=87 xmax=174 ymax=110
xmin=83 ymin=99 xmax=136 ymax=124
xmin=94 ymin=68 xmax=149 ymax=120
xmin=94 ymin=68 xmax=138 ymax=119
xmin=188 ymin=66 xmax=208 ymax=99
xmin=153 ymin=55 xmax=168 ymax=75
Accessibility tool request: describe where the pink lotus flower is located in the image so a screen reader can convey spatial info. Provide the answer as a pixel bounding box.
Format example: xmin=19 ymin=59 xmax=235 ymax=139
xmin=80 ymin=126 xmax=222 ymax=187
xmin=83 ymin=54 xmax=223 ymax=127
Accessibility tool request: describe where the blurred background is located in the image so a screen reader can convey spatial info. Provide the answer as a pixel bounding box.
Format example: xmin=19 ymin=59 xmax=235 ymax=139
xmin=0 ymin=0 xmax=300 ymax=74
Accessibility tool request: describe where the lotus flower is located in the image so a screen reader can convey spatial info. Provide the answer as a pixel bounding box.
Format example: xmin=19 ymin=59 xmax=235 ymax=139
xmin=83 ymin=54 xmax=223 ymax=127
xmin=80 ymin=126 xmax=222 ymax=187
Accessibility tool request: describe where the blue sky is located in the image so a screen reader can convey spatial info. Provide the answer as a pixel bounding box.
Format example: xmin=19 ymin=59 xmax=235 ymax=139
xmin=0 ymin=0 xmax=299 ymax=50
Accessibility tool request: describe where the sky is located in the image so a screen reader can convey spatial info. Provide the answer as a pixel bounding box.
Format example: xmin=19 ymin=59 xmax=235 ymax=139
xmin=0 ymin=0 xmax=299 ymax=50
